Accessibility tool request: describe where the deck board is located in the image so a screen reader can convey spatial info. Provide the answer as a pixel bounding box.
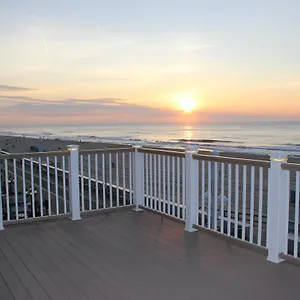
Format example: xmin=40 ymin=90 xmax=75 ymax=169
xmin=0 ymin=272 xmax=15 ymax=300
xmin=12 ymin=226 xmax=89 ymax=300
xmin=0 ymin=235 xmax=51 ymax=300
xmin=1 ymin=210 xmax=300 ymax=300
xmin=41 ymin=222 xmax=125 ymax=300
xmin=0 ymin=239 xmax=33 ymax=300
xmin=2 ymin=227 xmax=71 ymax=300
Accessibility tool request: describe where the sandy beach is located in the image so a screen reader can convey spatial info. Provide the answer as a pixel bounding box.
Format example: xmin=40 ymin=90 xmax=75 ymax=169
xmin=0 ymin=135 xmax=127 ymax=154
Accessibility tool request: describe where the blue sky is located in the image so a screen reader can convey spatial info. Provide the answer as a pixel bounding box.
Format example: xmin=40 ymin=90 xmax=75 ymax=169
xmin=0 ymin=0 xmax=300 ymax=125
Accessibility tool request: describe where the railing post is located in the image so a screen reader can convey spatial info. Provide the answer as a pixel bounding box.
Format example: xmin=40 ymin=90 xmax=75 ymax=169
xmin=267 ymin=152 xmax=289 ymax=263
xmin=0 ymin=160 xmax=4 ymax=231
xmin=185 ymin=147 xmax=199 ymax=232
xmin=67 ymin=145 xmax=81 ymax=221
xmin=133 ymin=146 xmax=144 ymax=212
xmin=211 ymin=150 xmax=220 ymax=227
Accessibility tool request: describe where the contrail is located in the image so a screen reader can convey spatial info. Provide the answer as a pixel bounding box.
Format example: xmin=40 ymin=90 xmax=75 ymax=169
xmin=42 ymin=34 xmax=49 ymax=57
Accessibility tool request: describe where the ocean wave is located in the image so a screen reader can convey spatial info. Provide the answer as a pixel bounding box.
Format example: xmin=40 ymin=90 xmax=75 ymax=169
xmin=77 ymin=135 xmax=134 ymax=140
xmin=0 ymin=131 xmax=14 ymax=136
xmin=284 ymin=143 xmax=300 ymax=147
xmin=174 ymin=138 xmax=238 ymax=144
xmin=176 ymin=143 xmax=300 ymax=155
xmin=134 ymin=140 xmax=300 ymax=155
xmin=41 ymin=132 xmax=53 ymax=136
xmin=100 ymin=138 xmax=300 ymax=155
xmin=1 ymin=132 xmax=41 ymax=138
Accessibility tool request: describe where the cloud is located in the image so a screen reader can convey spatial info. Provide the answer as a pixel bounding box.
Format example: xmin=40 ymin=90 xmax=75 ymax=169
xmin=0 ymin=94 xmax=298 ymax=126
xmin=0 ymin=85 xmax=36 ymax=92
xmin=0 ymin=96 xmax=176 ymax=124
xmin=180 ymin=45 xmax=213 ymax=51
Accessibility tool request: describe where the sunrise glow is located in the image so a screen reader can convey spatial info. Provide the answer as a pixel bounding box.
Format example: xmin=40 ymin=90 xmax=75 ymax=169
xmin=177 ymin=97 xmax=197 ymax=113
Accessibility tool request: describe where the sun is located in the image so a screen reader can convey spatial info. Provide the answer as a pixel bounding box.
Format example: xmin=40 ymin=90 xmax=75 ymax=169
xmin=177 ymin=97 xmax=197 ymax=113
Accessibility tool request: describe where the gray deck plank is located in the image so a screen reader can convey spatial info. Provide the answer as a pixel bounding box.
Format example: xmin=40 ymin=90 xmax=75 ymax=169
xmin=32 ymin=224 xmax=117 ymax=300
xmin=76 ymin=214 xmax=197 ymax=299
xmin=78 ymin=212 xmax=229 ymax=299
xmin=82 ymin=212 xmax=187 ymax=262
xmin=51 ymin=217 xmax=163 ymax=298
xmin=9 ymin=225 xmax=89 ymax=300
xmin=78 ymin=214 xmax=186 ymax=274
xmin=60 ymin=212 xmax=300 ymax=300
xmin=0 ymin=236 xmax=33 ymax=300
xmin=43 ymin=221 xmax=135 ymax=299
xmin=0 ymin=273 xmax=15 ymax=300
xmin=82 ymin=211 xmax=185 ymax=263
xmin=0 ymin=235 xmax=51 ymax=300
xmin=2 ymin=210 xmax=300 ymax=300
xmin=52 ymin=216 xmax=159 ymax=281
xmin=2 ymin=227 xmax=72 ymax=300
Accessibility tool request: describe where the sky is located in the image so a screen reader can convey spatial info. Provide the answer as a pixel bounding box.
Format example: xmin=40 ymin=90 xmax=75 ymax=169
xmin=0 ymin=0 xmax=300 ymax=125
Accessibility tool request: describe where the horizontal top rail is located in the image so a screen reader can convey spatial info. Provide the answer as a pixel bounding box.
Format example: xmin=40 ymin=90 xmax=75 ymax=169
xmin=282 ymin=163 xmax=300 ymax=171
xmin=138 ymin=147 xmax=185 ymax=158
xmin=0 ymin=150 xmax=69 ymax=160
xmin=192 ymin=153 xmax=271 ymax=168
xmin=78 ymin=147 xmax=134 ymax=155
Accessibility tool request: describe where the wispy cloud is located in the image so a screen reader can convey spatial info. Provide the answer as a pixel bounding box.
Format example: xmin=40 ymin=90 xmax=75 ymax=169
xmin=0 ymin=96 xmax=175 ymax=120
xmin=0 ymin=96 xmax=122 ymax=107
xmin=0 ymin=85 xmax=36 ymax=92
xmin=180 ymin=45 xmax=213 ymax=51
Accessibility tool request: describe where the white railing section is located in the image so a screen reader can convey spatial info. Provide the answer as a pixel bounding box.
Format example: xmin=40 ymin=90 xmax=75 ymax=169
xmin=139 ymin=148 xmax=186 ymax=221
xmin=0 ymin=147 xmax=134 ymax=222
xmin=0 ymin=150 xmax=70 ymax=221
xmin=78 ymin=148 xmax=134 ymax=212
xmin=1 ymin=148 xmax=135 ymax=209
xmin=282 ymin=162 xmax=300 ymax=259
xmin=194 ymin=153 xmax=269 ymax=249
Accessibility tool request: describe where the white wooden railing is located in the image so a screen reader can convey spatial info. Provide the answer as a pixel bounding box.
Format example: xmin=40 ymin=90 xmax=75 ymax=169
xmin=0 ymin=150 xmax=70 ymax=221
xmin=193 ymin=153 xmax=269 ymax=248
xmin=135 ymin=147 xmax=300 ymax=263
xmin=0 ymin=146 xmax=135 ymax=223
xmin=281 ymin=163 xmax=300 ymax=259
xmin=1 ymin=145 xmax=299 ymax=264
xmin=78 ymin=148 xmax=134 ymax=212
xmin=139 ymin=148 xmax=186 ymax=221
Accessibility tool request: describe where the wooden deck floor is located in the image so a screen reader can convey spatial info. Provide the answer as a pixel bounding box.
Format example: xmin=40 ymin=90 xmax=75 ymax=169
xmin=0 ymin=210 xmax=300 ymax=300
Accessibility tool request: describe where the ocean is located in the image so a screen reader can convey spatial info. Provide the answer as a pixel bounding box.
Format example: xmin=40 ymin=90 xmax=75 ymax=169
xmin=1 ymin=121 xmax=300 ymax=156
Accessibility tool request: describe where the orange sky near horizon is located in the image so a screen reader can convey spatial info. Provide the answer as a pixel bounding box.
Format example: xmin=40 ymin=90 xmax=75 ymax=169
xmin=2 ymin=81 xmax=300 ymax=122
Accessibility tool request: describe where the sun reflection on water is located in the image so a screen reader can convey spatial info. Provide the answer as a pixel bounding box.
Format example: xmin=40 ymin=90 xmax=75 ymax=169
xmin=182 ymin=125 xmax=194 ymax=140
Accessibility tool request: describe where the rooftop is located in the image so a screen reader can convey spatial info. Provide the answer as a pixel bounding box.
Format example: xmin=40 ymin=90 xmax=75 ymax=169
xmin=1 ymin=208 xmax=300 ymax=300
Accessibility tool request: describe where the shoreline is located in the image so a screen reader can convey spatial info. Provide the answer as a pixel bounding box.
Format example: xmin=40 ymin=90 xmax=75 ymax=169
xmin=1 ymin=130 xmax=300 ymax=159
xmin=1 ymin=134 xmax=299 ymax=164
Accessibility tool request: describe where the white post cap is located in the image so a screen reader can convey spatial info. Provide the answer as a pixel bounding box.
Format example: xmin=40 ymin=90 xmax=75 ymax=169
xmin=269 ymin=152 xmax=287 ymax=162
xmin=67 ymin=145 xmax=79 ymax=151
xmin=185 ymin=145 xmax=198 ymax=152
